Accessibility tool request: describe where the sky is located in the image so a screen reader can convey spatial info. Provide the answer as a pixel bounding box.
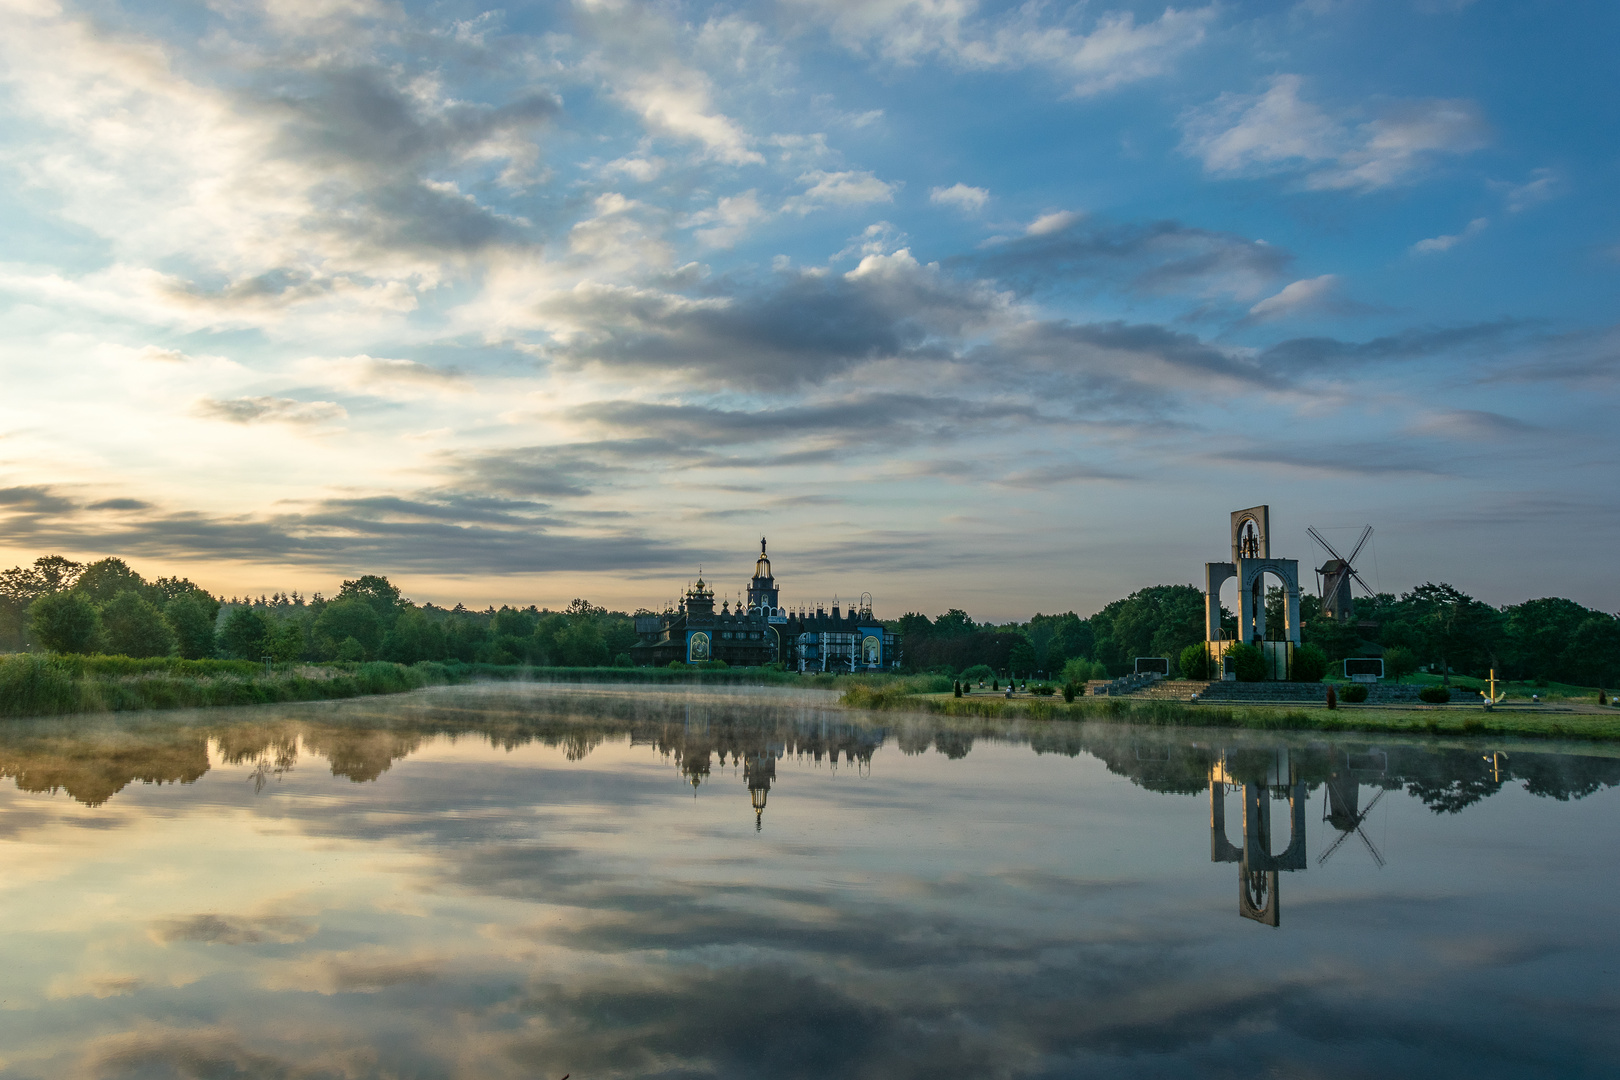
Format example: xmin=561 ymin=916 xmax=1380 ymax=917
xmin=0 ymin=0 xmax=1616 ymax=620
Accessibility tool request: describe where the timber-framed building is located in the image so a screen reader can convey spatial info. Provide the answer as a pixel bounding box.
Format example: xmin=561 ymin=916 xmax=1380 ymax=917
xmin=631 ymin=539 xmax=900 ymax=671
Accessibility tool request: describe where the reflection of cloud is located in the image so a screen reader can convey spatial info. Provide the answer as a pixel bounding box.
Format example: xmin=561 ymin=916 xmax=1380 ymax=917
xmin=262 ymin=948 xmax=444 ymax=994
xmin=150 ymin=913 xmax=315 ymax=946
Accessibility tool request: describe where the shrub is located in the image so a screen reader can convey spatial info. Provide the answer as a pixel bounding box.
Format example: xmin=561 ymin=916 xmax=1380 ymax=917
xmin=1062 ymin=681 xmax=1077 ymax=703
xmin=1179 ymin=642 xmax=1210 ymax=680
xmin=1060 ymin=657 xmax=1100 ymax=684
xmin=1226 ymin=642 xmax=1266 ymax=682
xmin=1341 ymin=684 xmax=1369 ymax=703
xmin=1418 ymin=686 xmax=1451 ymax=704
xmin=1030 ymin=684 xmax=1056 ymax=696
xmin=1292 ymin=643 xmax=1328 ymax=683
xmin=961 ymin=664 xmax=995 ymax=683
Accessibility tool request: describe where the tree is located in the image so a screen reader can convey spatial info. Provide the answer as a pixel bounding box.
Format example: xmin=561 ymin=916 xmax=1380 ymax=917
xmin=28 ymin=591 xmax=101 ymax=653
xmin=100 ymin=590 xmax=175 ymax=658
xmin=267 ymin=619 xmax=305 ymax=663
xmin=1383 ymin=646 xmax=1418 ymax=684
xmin=73 ymin=558 xmax=150 ymax=606
xmin=1406 ymin=582 xmax=1501 ymax=684
xmin=1091 ymin=585 xmax=1204 ymax=676
xmin=932 ymin=609 xmax=976 ymax=636
xmin=381 ymin=606 xmax=445 ymax=664
xmin=336 ymin=575 xmax=403 ymax=625
xmin=219 ymin=608 xmax=273 ymax=659
xmin=556 ymin=618 xmax=608 ymax=666
xmin=1006 ymin=637 xmax=1036 ymax=676
xmin=314 ymin=599 xmax=384 ymax=658
xmin=1179 ymin=642 xmax=1210 ymax=680
xmin=164 ymin=593 xmax=218 ymax=659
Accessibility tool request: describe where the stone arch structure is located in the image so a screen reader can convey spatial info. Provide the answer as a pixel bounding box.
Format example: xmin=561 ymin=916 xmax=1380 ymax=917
xmin=1203 ymin=506 xmax=1302 ymax=680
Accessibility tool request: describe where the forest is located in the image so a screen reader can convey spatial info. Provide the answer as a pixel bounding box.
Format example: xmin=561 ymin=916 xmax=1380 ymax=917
xmin=1 ymin=554 xmax=1617 ymax=688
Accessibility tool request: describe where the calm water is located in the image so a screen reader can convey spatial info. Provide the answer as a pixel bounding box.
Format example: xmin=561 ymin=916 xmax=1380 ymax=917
xmin=2 ymin=683 xmax=1618 ymax=1079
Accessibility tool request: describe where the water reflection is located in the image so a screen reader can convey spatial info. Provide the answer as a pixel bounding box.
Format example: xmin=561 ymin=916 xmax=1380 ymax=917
xmin=1 ymin=684 xmax=1619 ymax=1079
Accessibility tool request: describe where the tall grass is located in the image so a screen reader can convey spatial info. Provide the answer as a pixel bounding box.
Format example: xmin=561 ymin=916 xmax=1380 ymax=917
xmin=0 ymin=655 xmax=936 ymax=720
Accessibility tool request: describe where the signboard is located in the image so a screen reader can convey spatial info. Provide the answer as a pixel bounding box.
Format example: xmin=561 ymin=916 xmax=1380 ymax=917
xmin=687 ymin=631 xmax=710 ymax=662
xmin=1134 ymin=657 xmax=1171 ymax=676
xmin=1344 ymin=657 xmax=1383 ymax=683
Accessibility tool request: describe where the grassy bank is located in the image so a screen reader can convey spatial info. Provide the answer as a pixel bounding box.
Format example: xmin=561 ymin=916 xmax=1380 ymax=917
xmin=840 ymin=685 xmax=1620 ymax=741
xmin=0 ymin=655 xmax=945 ymax=720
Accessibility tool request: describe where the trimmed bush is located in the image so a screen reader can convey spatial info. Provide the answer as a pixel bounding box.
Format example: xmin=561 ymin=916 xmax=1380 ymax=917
xmin=1062 ymin=681 xmax=1077 ymax=703
xmin=1341 ymin=684 xmax=1369 ymax=703
xmin=1292 ymin=643 xmax=1328 ymax=683
xmin=1418 ymin=686 xmax=1452 ymax=704
xmin=1179 ymin=642 xmax=1211 ymax=680
xmin=1030 ymin=684 xmax=1056 ymax=696
xmin=1226 ymin=642 xmax=1266 ymax=682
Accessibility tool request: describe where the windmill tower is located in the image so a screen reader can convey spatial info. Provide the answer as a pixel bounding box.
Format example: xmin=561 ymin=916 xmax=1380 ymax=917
xmin=1307 ymin=526 xmax=1373 ymax=622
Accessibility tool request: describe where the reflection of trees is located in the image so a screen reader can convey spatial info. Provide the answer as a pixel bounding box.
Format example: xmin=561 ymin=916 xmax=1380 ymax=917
xmin=3 ymin=688 xmax=1620 ymax=816
xmin=0 ymin=727 xmax=209 ymax=806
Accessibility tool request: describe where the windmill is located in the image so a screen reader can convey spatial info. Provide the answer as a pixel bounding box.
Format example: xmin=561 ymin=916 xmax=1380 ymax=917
xmin=1307 ymin=525 xmax=1373 ymax=622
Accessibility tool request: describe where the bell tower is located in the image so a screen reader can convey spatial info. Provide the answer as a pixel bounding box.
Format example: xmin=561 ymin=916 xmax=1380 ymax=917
xmin=746 ymin=537 xmax=779 ymax=613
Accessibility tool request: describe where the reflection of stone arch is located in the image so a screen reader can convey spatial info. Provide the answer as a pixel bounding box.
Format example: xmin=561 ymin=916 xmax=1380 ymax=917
xmin=1209 ymin=758 xmax=1307 ymax=927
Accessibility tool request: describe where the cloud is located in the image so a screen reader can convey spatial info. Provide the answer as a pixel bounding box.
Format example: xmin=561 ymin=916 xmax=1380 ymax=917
xmin=683 ymin=190 xmax=768 ymax=248
xmin=1247 ymin=274 xmax=1339 ymax=321
xmin=134 ymin=345 xmax=191 ymax=363
xmin=534 ymin=251 xmax=1004 ymax=389
xmin=966 ymin=216 xmax=1291 ymax=302
xmin=150 ymin=912 xmax=314 ymax=945
xmin=785 ymin=169 xmax=899 ymax=213
xmin=1493 ymin=168 xmax=1560 ymax=213
xmin=930 ymin=183 xmax=989 ymax=212
xmin=1412 ymin=218 xmax=1488 ymax=255
xmin=1180 ymin=75 xmax=1488 ymax=191
xmin=1406 ymin=409 xmax=1537 ymax=440
xmin=1258 ymin=320 xmax=1523 ymax=371
xmin=194 ymin=396 xmax=348 ymax=424
xmin=795 ymin=0 xmax=1215 ymax=96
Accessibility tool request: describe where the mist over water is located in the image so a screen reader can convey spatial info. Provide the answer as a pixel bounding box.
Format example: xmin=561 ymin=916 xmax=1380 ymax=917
xmin=2 ymin=683 xmax=1618 ymax=1079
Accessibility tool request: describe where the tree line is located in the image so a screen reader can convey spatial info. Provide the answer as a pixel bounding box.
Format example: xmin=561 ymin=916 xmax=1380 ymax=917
xmin=896 ymin=581 xmax=1620 ymax=687
xmin=0 ymin=556 xmax=640 ymax=666
xmin=1 ymin=553 xmax=1615 ymax=686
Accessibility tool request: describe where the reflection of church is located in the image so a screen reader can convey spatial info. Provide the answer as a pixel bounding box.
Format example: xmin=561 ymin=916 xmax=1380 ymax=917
xmin=631 ymin=539 xmax=900 ymax=671
xmin=654 ymin=702 xmax=884 ymax=830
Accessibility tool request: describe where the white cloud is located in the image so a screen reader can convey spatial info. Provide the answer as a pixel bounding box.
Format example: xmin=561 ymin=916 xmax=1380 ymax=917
xmin=1247 ymin=274 xmax=1338 ymax=321
xmin=615 ymin=69 xmax=764 ymax=166
xmin=784 ymin=170 xmax=898 ymax=213
xmin=1025 ymin=210 xmax=1083 ymax=236
xmin=930 ymin=183 xmax=989 ymax=212
xmin=683 ymin=191 xmax=768 ymax=248
xmin=793 ymin=0 xmax=1215 ymax=96
xmin=1493 ymin=168 xmax=1559 ymax=213
xmin=135 ymin=345 xmax=192 ymax=363
xmin=1180 ymin=75 xmax=1488 ymax=191
xmin=601 ymin=156 xmax=666 ymax=182
xmin=1412 ymin=218 xmax=1487 ymax=255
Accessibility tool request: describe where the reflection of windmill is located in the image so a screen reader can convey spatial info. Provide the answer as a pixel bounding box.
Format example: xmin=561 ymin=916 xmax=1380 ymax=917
xmin=1317 ymin=777 xmax=1386 ymax=868
xmin=1307 ymin=526 xmax=1373 ymax=622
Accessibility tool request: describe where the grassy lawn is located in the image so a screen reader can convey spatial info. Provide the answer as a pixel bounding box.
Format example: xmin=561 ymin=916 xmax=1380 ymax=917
xmin=841 ymin=683 xmax=1620 ymax=740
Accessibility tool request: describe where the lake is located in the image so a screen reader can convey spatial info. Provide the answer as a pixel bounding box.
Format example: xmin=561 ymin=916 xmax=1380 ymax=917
xmin=2 ymin=682 xmax=1618 ymax=1079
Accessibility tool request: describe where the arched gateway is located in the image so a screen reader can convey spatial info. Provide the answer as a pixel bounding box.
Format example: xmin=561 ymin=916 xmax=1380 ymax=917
xmin=1204 ymin=506 xmax=1302 ymax=680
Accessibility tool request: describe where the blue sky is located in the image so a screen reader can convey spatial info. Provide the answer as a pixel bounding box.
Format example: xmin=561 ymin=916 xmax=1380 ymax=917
xmin=0 ymin=0 xmax=1615 ymax=617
